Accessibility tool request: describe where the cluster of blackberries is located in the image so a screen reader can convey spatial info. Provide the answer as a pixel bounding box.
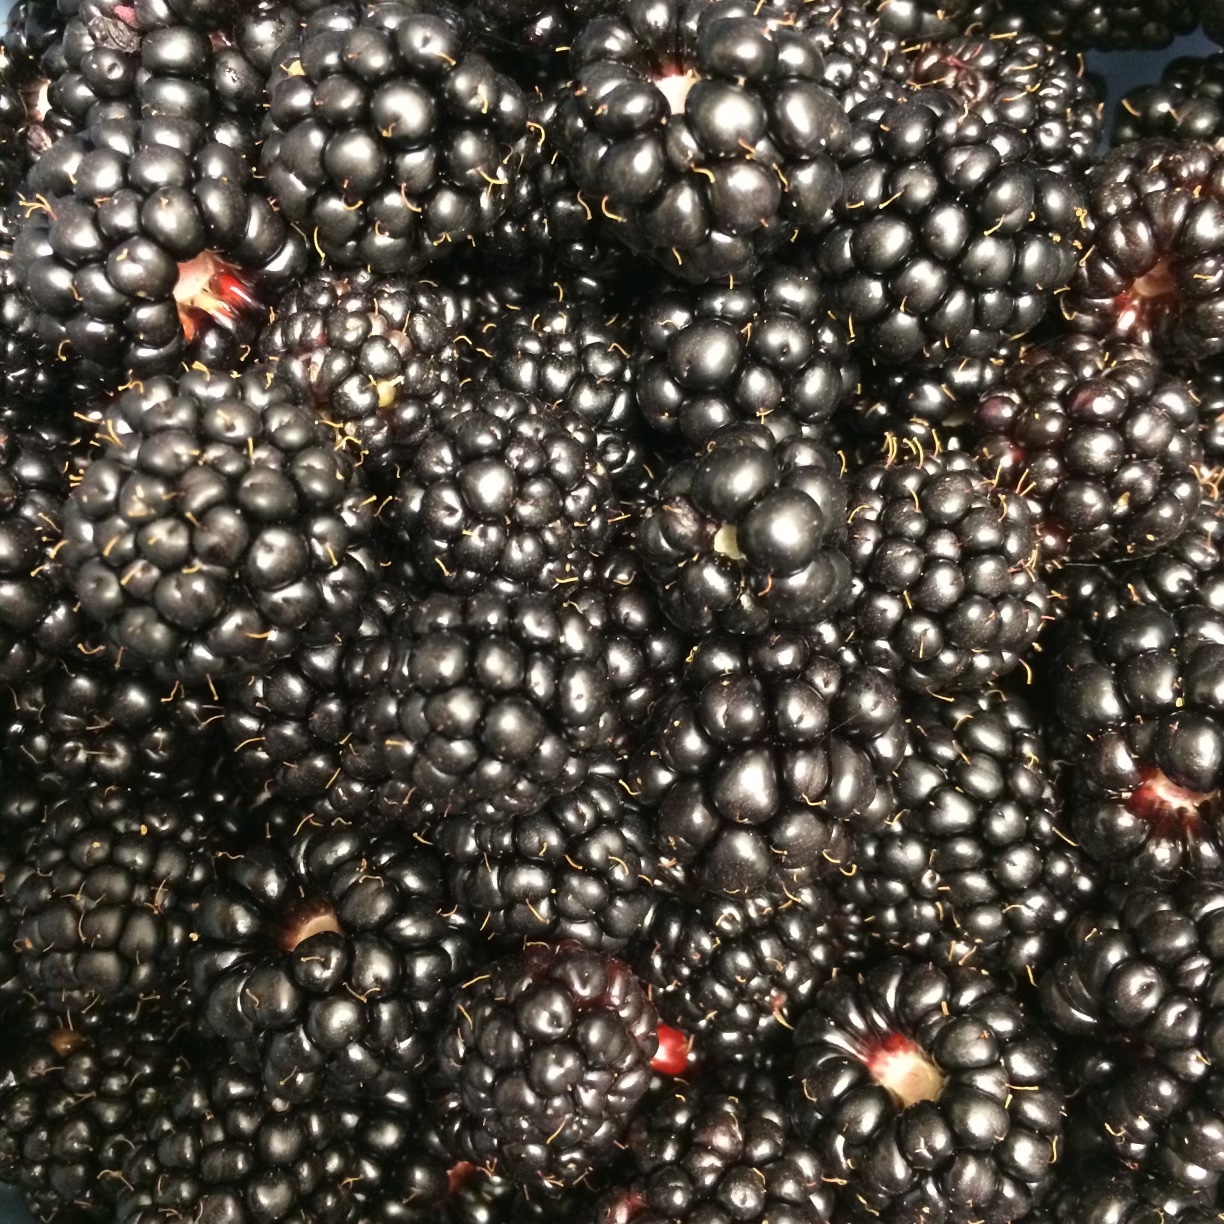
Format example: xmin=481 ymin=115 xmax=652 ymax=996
xmin=4 ymin=1 xmax=1224 ymax=1224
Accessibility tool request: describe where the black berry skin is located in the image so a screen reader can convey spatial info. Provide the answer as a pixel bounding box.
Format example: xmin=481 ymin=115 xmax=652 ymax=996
xmin=816 ymin=87 xmax=1084 ymax=368
xmin=555 ymin=0 xmax=849 ymax=284
xmin=61 ymin=366 xmax=377 ymax=685
xmin=260 ymin=1 xmax=528 ymax=274
xmin=1116 ymin=53 xmax=1224 ymax=145
xmin=844 ymin=444 xmax=1046 ymax=694
xmin=974 ymin=336 xmax=1203 ymax=564
xmin=434 ymin=942 xmax=659 ymax=1189
xmin=0 ymin=38 xmax=29 ymax=193
xmin=1009 ymin=0 xmax=1199 ymax=50
xmin=798 ymin=0 xmax=910 ymax=114
xmin=789 ymin=956 xmax=1065 ymax=1224
xmin=1041 ymin=1164 xmax=1223 ymax=1224
xmin=638 ymin=424 xmax=850 ymax=637
xmin=0 ymin=204 xmax=64 ymax=415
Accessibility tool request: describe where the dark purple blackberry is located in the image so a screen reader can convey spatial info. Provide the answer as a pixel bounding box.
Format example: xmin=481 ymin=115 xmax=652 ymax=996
xmin=14 ymin=114 xmax=307 ymax=384
xmin=433 ymin=942 xmax=659 ymax=1188
xmin=844 ymin=442 xmax=1046 ymax=693
xmin=439 ymin=762 xmax=656 ymax=952
xmin=632 ymin=263 xmax=858 ymax=446
xmin=637 ymin=424 xmax=850 ymax=637
xmin=636 ymin=884 xmax=835 ymax=1064
xmin=865 ymin=0 xmax=976 ymax=38
xmin=816 ymin=87 xmax=1084 ymax=367
xmin=389 ymin=388 xmax=617 ymax=595
xmin=1004 ymin=0 xmax=1199 ymax=50
xmin=839 ymin=688 xmax=1097 ymax=978
xmin=629 ymin=628 xmax=906 ymax=898
xmin=555 ymin=0 xmax=849 ymax=284
xmin=190 ymin=820 xmax=478 ymax=1104
xmin=259 ymin=2 xmax=528 ymax=273
xmin=1040 ymin=883 xmax=1224 ymax=1189
xmin=0 ymin=38 xmax=29 ymax=192
xmin=589 ymin=1086 xmax=834 ymax=1224
xmin=789 ymin=956 xmax=1065 ymax=1224
xmin=258 ymin=267 xmax=473 ymax=477
xmin=61 ymin=365 xmax=377 ymax=685
xmin=1192 ymin=364 xmax=1224 ymax=469
xmin=1116 ymin=54 xmax=1224 ymax=145
xmin=7 ymin=785 xmax=217 ymax=1016
xmin=798 ymin=0 xmax=909 ymax=113
xmin=974 ymin=335 xmax=1203 ymax=564
xmin=0 ymin=204 xmax=62 ymax=413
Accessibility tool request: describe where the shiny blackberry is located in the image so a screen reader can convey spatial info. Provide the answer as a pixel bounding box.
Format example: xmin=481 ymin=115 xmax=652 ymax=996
xmin=844 ymin=442 xmax=1046 ymax=693
xmin=974 ymin=335 xmax=1203 ymax=564
xmin=555 ymin=0 xmax=849 ymax=284
xmin=633 ymin=262 xmax=858 ymax=445
xmin=1116 ymin=54 xmax=1224 ymax=144
xmin=260 ymin=1 xmax=528 ymax=273
xmin=865 ymin=0 xmax=976 ymax=38
xmin=0 ymin=38 xmax=28 ymax=192
xmin=1192 ymin=363 xmax=1224 ymax=469
xmin=798 ymin=0 xmax=909 ymax=113
xmin=839 ymin=688 xmax=1096 ymax=978
xmin=434 ymin=942 xmax=659 ymax=1188
xmin=1007 ymin=0 xmax=1199 ymax=50
xmin=0 ymin=204 xmax=62 ymax=413
xmin=14 ymin=114 xmax=307 ymax=384
xmin=629 ymin=628 xmax=906 ymax=898
xmin=1040 ymin=883 xmax=1224 ymax=1188
xmin=816 ymin=87 xmax=1083 ymax=367
xmin=61 ymin=365 xmax=377 ymax=685
xmin=638 ymin=424 xmax=850 ymax=637
xmin=1043 ymin=1165 xmax=1223 ymax=1224
xmin=789 ymin=956 xmax=1065 ymax=1224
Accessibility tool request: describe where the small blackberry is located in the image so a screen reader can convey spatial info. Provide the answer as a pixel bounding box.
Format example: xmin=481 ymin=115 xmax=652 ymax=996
xmin=798 ymin=0 xmax=910 ymax=114
xmin=260 ymin=1 xmax=528 ymax=273
xmin=637 ymin=424 xmax=851 ymax=637
xmin=789 ymin=956 xmax=1065 ymax=1224
xmin=1116 ymin=54 xmax=1224 ymax=145
xmin=61 ymin=365 xmax=378 ymax=685
xmin=1007 ymin=0 xmax=1199 ymax=50
xmin=433 ymin=942 xmax=659 ymax=1188
xmin=974 ymin=335 xmax=1203 ymax=563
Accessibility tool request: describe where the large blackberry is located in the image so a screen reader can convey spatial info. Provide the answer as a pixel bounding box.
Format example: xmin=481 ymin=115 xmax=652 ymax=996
xmin=839 ymin=688 xmax=1097 ymax=978
xmin=190 ymin=820 xmax=478 ymax=1104
xmin=555 ymin=0 xmax=850 ymax=284
xmin=433 ymin=941 xmax=659 ymax=1188
xmin=789 ymin=956 xmax=1065 ymax=1224
xmin=816 ymin=87 xmax=1083 ymax=367
xmin=632 ymin=262 xmax=857 ymax=446
xmin=14 ymin=114 xmax=306 ymax=385
xmin=1040 ymin=883 xmax=1224 ymax=1188
xmin=590 ymin=1086 xmax=835 ymax=1224
xmin=974 ymin=335 xmax=1203 ymax=564
xmin=629 ymin=627 xmax=906 ymax=898
xmin=637 ymin=424 xmax=850 ymax=637
xmin=1116 ymin=54 xmax=1224 ymax=145
xmin=61 ymin=365 xmax=377 ymax=685
xmin=1005 ymin=0 xmax=1199 ymax=50
xmin=260 ymin=1 xmax=528 ymax=273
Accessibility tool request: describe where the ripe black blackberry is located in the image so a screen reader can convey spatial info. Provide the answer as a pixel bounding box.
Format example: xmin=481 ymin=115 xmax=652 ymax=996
xmin=632 ymin=262 xmax=857 ymax=446
xmin=844 ymin=441 xmax=1046 ymax=693
xmin=839 ymin=688 xmax=1097 ymax=978
xmin=865 ymin=0 xmax=976 ymax=38
xmin=389 ymin=388 xmax=617 ymax=595
xmin=816 ymin=87 xmax=1083 ymax=367
xmin=260 ymin=1 xmax=528 ymax=273
xmin=14 ymin=114 xmax=307 ymax=384
xmin=637 ymin=424 xmax=850 ymax=637
xmin=590 ymin=1085 xmax=835 ymax=1224
xmin=1007 ymin=0 xmax=1199 ymax=50
xmin=0 ymin=204 xmax=62 ymax=413
xmin=629 ymin=627 xmax=906 ymax=898
xmin=974 ymin=335 xmax=1203 ymax=564
xmin=61 ymin=365 xmax=377 ymax=685
xmin=0 ymin=39 xmax=28 ymax=193
xmin=190 ymin=821 xmax=478 ymax=1104
xmin=798 ymin=0 xmax=909 ymax=113
xmin=1041 ymin=1163 xmax=1223 ymax=1224
xmin=789 ymin=956 xmax=1065 ymax=1224
xmin=1116 ymin=54 xmax=1224 ymax=145
xmin=555 ymin=0 xmax=850 ymax=284
xmin=1040 ymin=883 xmax=1224 ymax=1188
xmin=434 ymin=942 xmax=660 ymax=1188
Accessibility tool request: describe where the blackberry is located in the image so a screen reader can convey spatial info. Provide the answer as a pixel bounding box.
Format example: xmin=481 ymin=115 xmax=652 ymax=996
xmin=798 ymin=0 xmax=910 ymax=114
xmin=815 ymin=87 xmax=1083 ymax=367
xmin=555 ymin=0 xmax=850 ymax=284
xmin=0 ymin=204 xmax=63 ymax=414
xmin=0 ymin=38 xmax=28 ymax=193
xmin=629 ymin=628 xmax=906 ymax=898
xmin=590 ymin=1086 xmax=835 ymax=1224
xmin=14 ymin=114 xmax=307 ymax=385
xmin=1192 ymin=364 xmax=1224 ymax=470
xmin=865 ymin=0 xmax=976 ymax=38
xmin=389 ymin=388 xmax=617 ymax=595
xmin=1042 ymin=1164 xmax=1224 ymax=1224
xmin=1040 ymin=883 xmax=1224 ymax=1188
xmin=61 ymin=365 xmax=377 ymax=685
xmin=632 ymin=263 xmax=857 ymax=446
xmin=433 ymin=942 xmax=659 ymax=1188
xmin=637 ymin=884 xmax=835 ymax=1064
xmin=974 ymin=335 xmax=1203 ymax=564
xmin=839 ymin=688 xmax=1097 ymax=978
xmin=190 ymin=820 xmax=477 ymax=1104
xmin=637 ymin=424 xmax=851 ymax=637
xmin=1006 ymin=0 xmax=1199 ymax=50
xmin=260 ymin=1 xmax=528 ymax=273
xmin=1116 ymin=55 xmax=1224 ymax=145
xmin=789 ymin=956 xmax=1065 ymax=1224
